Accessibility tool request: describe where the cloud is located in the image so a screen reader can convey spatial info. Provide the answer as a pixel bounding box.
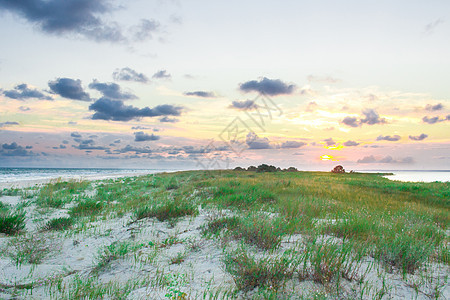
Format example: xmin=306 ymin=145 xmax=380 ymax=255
xmin=1 ymin=142 xmax=35 ymax=156
xmin=71 ymin=132 xmax=82 ymax=138
xmin=323 ymin=138 xmax=336 ymax=147
xmin=0 ymin=121 xmax=19 ymax=128
xmin=184 ymin=91 xmax=215 ymax=98
xmin=280 ymin=141 xmax=307 ymax=149
xmin=229 ymin=100 xmax=257 ymax=111
xmin=3 ymin=83 xmax=52 ymax=100
xmin=159 ymin=116 xmax=179 ymax=123
xmin=131 ymin=19 xmax=160 ymax=41
xmin=342 ymin=109 xmax=386 ymax=127
xmin=360 ymin=109 xmax=386 ymax=125
xmin=357 ymin=155 xmax=414 ymax=164
xmin=152 ymin=70 xmax=171 ymax=79
xmin=0 ymin=0 xmax=126 ymax=42
xmin=134 ymin=131 xmax=160 ymax=142
xmin=423 ymin=18 xmax=444 ymax=35
xmin=307 ymin=75 xmax=340 ymax=84
xmin=117 ymin=145 xmax=152 ymax=154
xmin=376 ymin=135 xmax=401 ymax=142
xmin=239 ymin=77 xmax=296 ymax=96
xmin=19 ymin=106 xmax=31 ymax=111
xmin=409 ymin=134 xmax=428 ymax=141
xmin=246 ymin=132 xmax=271 ymax=149
xmin=422 ymin=116 xmax=447 ymax=124
xmin=341 ymin=116 xmax=359 ymax=128
xmin=89 ymin=80 xmax=137 ymax=100
xmin=48 ymin=78 xmax=91 ymax=101
xmin=89 ymin=98 xmax=183 ymax=122
xmin=343 ymin=140 xmax=360 ymax=147
xmin=425 ymin=103 xmax=443 ymax=111
xmin=113 ymin=67 xmax=149 ymax=83
xmin=72 ymin=139 xmax=108 ymax=150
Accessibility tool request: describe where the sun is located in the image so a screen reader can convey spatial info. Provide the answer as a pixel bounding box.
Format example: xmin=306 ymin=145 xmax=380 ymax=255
xmin=320 ymin=154 xmax=338 ymax=161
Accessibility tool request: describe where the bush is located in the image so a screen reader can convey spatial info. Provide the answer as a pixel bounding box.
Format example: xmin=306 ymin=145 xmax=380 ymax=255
xmin=0 ymin=210 xmax=26 ymax=235
xmin=256 ymin=164 xmax=277 ymax=173
xmin=331 ymin=165 xmax=345 ymax=173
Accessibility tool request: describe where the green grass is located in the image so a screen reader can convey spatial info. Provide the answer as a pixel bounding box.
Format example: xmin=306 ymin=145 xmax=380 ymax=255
xmin=0 ymin=209 xmax=26 ymax=235
xmin=3 ymin=234 xmax=53 ymax=266
xmin=43 ymin=216 xmax=74 ymax=231
xmin=223 ymin=247 xmax=295 ymax=292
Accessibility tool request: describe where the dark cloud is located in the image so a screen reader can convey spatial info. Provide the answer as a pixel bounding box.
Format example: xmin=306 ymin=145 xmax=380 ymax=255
xmin=1 ymin=142 xmax=35 ymax=156
xmin=134 ymin=131 xmax=160 ymax=142
xmin=3 ymin=83 xmax=52 ymax=100
xmin=239 ymin=77 xmax=296 ymax=96
xmin=229 ymin=100 xmax=257 ymax=111
xmin=132 ymin=19 xmax=160 ymax=41
xmin=62 ymin=140 xmax=69 ymax=144
xmin=323 ymin=138 xmax=336 ymax=147
xmin=48 ymin=78 xmax=91 ymax=101
xmin=0 ymin=0 xmax=125 ymax=42
xmin=131 ymin=126 xmax=150 ymax=130
xmin=360 ymin=109 xmax=386 ymax=125
xmin=246 ymin=132 xmax=271 ymax=149
xmin=89 ymin=98 xmax=183 ymax=122
xmin=89 ymin=80 xmax=137 ymax=100
xmin=113 ymin=67 xmax=150 ymax=83
xmin=343 ymin=140 xmax=360 ymax=147
xmin=152 ymin=70 xmax=171 ymax=79
xmin=72 ymin=139 xmax=108 ymax=150
xmin=68 ymin=121 xmax=77 ymax=125
xmin=71 ymin=132 xmax=82 ymax=138
xmin=357 ymin=155 xmax=377 ymax=163
xmin=425 ymin=103 xmax=444 ymax=111
xmin=341 ymin=116 xmax=359 ymax=128
xmin=422 ymin=116 xmax=446 ymax=124
xmin=343 ymin=109 xmax=386 ymax=127
xmin=280 ymin=141 xmax=307 ymax=149
xmin=19 ymin=106 xmax=31 ymax=111
xmin=376 ymin=135 xmax=401 ymax=142
xmin=357 ymin=155 xmax=414 ymax=164
xmin=117 ymin=145 xmax=152 ymax=154
xmin=184 ymin=91 xmax=215 ymax=98
xmin=409 ymin=134 xmax=428 ymax=141
xmin=0 ymin=121 xmax=19 ymax=128
xmin=159 ymin=116 xmax=179 ymax=123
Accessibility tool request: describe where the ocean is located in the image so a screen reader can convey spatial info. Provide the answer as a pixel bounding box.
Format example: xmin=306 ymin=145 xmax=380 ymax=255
xmin=0 ymin=167 xmax=172 ymax=185
xmin=0 ymin=168 xmax=448 ymax=187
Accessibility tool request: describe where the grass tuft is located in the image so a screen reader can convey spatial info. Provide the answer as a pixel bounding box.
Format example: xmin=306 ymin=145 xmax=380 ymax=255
xmin=0 ymin=209 xmax=26 ymax=235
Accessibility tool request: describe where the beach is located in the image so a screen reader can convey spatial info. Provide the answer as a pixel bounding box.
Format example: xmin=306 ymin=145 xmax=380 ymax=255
xmin=0 ymin=170 xmax=449 ymax=299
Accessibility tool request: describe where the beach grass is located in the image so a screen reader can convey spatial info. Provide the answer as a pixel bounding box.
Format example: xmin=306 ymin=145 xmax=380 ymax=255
xmin=0 ymin=169 xmax=448 ymax=298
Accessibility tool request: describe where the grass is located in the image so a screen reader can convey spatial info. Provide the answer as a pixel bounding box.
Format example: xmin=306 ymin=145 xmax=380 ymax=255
xmin=3 ymin=234 xmax=54 ymax=266
xmin=223 ymin=247 xmax=295 ymax=291
xmin=133 ymin=195 xmax=198 ymax=224
xmin=43 ymin=216 xmax=74 ymax=231
xmin=0 ymin=208 xmax=26 ymax=235
xmin=0 ymin=169 xmax=448 ymax=298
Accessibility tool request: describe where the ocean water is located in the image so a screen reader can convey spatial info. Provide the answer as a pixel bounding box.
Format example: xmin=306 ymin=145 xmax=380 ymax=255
xmin=381 ymin=171 xmax=450 ymax=183
xmin=0 ymin=168 xmax=170 ymax=184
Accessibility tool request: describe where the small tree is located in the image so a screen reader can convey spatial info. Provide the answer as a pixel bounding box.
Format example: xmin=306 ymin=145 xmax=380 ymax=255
xmin=331 ymin=165 xmax=345 ymax=173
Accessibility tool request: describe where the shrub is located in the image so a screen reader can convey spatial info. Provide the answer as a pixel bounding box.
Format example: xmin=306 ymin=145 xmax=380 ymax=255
xmin=0 ymin=210 xmax=26 ymax=235
xmin=331 ymin=165 xmax=345 ymax=173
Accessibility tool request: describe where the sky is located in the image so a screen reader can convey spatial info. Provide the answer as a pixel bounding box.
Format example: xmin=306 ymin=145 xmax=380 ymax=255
xmin=0 ymin=0 xmax=449 ymax=171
